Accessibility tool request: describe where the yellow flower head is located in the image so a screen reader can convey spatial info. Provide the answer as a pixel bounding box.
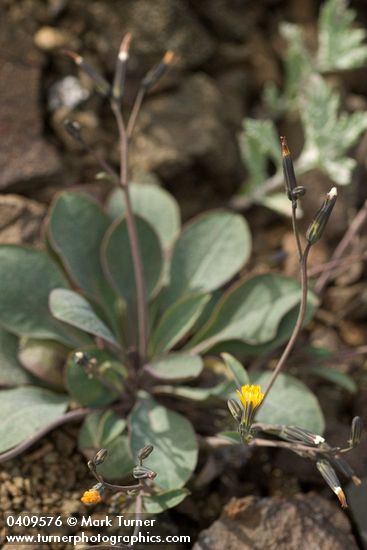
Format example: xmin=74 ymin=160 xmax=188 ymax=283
xmin=236 ymin=384 xmax=264 ymax=409
xmin=80 ymin=488 xmax=103 ymax=505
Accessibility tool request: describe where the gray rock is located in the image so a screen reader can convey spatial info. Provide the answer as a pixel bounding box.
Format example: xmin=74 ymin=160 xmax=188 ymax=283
xmin=0 ymin=195 xmax=46 ymax=247
xmin=69 ymin=0 xmax=214 ymax=71
xmin=0 ymin=14 xmax=62 ymax=190
xmin=48 ymin=76 xmax=90 ymax=111
xmin=193 ymin=0 xmax=263 ymax=41
xmin=193 ymin=494 xmax=358 ymax=550
xmin=129 ymin=74 xmax=240 ymax=189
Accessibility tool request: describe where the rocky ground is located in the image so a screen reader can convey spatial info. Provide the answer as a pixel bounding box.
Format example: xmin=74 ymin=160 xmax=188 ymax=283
xmin=1 ymin=0 xmax=367 ymax=548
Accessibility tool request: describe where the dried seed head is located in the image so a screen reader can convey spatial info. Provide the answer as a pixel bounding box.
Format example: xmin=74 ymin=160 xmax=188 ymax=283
xmin=306 ymin=187 xmax=337 ymax=245
xmin=280 ymin=136 xmax=298 ymax=202
xmin=93 ymin=448 xmax=108 ymax=465
xmin=138 ymin=444 xmax=154 ymax=461
xmin=227 ymin=399 xmax=243 ymax=423
xmin=317 ymin=460 xmax=347 ymax=508
xmin=349 ymin=416 xmax=363 ymax=447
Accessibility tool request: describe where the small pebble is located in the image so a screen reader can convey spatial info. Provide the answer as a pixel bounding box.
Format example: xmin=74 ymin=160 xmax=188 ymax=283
xmin=34 ymin=26 xmax=77 ymax=51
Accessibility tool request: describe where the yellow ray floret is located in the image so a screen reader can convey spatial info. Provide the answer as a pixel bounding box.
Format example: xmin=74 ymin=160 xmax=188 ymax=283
xmin=80 ymin=488 xmax=103 ymax=505
xmin=236 ymin=384 xmax=264 ymax=409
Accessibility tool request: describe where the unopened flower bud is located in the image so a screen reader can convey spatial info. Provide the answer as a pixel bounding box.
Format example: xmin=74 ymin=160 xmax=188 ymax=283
xmin=317 ymin=460 xmax=347 ymax=508
xmin=306 ymin=187 xmax=337 ymax=245
xmin=349 ymin=416 xmax=362 ymax=447
xmin=94 ymin=448 xmax=108 ymax=465
xmin=281 ymin=426 xmax=325 ymax=446
xmin=333 ymin=456 xmax=361 ymax=486
xmin=227 ymin=399 xmax=243 ymax=423
xmin=291 ymin=186 xmax=306 ymax=200
xmin=133 ymin=466 xmax=157 ymax=480
xmin=63 ymin=119 xmax=83 ymax=142
xmin=138 ymin=444 xmax=154 ymax=461
xmin=141 ymin=51 xmax=174 ymax=90
xmin=280 ymin=136 xmax=298 ymax=202
xmin=74 ymin=351 xmax=89 ymax=367
xmin=63 ymin=50 xmax=111 ymax=96
xmin=112 ymin=32 xmax=132 ymax=100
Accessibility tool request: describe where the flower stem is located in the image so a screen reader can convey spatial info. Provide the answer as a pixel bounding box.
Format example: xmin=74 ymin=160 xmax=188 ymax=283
xmin=127 ymin=87 xmax=145 ymax=139
xmin=260 ymin=242 xmax=311 ymax=406
xmin=111 ymin=100 xmax=148 ymax=364
xmin=292 ymin=201 xmax=303 ymax=260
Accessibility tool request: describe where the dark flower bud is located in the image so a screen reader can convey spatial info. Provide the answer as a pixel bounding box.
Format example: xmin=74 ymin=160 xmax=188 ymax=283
xmin=281 ymin=426 xmax=325 ymax=446
xmin=94 ymin=448 xmax=108 ymax=465
xmin=141 ymin=51 xmax=174 ymax=90
xmin=74 ymin=351 xmax=89 ymax=367
xmin=63 ymin=119 xmax=83 ymax=142
xmin=333 ymin=456 xmax=361 ymax=486
xmin=112 ymin=32 xmax=132 ymax=100
xmin=62 ymin=50 xmax=111 ymax=96
xmin=291 ymin=186 xmax=306 ymax=200
xmin=227 ymin=399 xmax=243 ymax=423
xmin=133 ymin=466 xmax=157 ymax=480
xmin=138 ymin=444 xmax=154 ymax=461
xmin=317 ymin=460 xmax=347 ymax=508
xmin=306 ymin=187 xmax=337 ymax=245
xmin=280 ymin=136 xmax=298 ymax=202
xmin=349 ymin=416 xmax=362 ymax=447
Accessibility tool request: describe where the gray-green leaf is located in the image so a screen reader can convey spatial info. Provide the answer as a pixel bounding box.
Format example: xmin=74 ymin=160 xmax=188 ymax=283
xmin=0 ymin=386 xmax=69 ymax=453
xmin=65 ymin=349 xmax=125 ymax=407
xmin=301 ymin=74 xmax=367 ymax=184
xmin=48 ymin=192 xmax=118 ymax=320
xmin=150 ymin=294 xmax=210 ymax=355
xmin=78 ymin=410 xmax=127 ymax=450
xmin=221 ymin=353 xmax=249 ymax=387
xmin=317 ymin=0 xmax=367 ymax=71
xmin=106 ymin=183 xmax=180 ymax=250
xmin=102 ymin=216 xmax=163 ymax=304
xmin=78 ymin=411 xmax=133 ymax=479
xmin=163 ymin=211 xmax=251 ymax=306
xmin=240 ymin=118 xmax=282 ymax=190
xmin=49 ymin=289 xmax=119 ymax=346
xmin=307 ymin=365 xmax=357 ymax=393
xmin=129 ymin=392 xmax=198 ymax=490
xmin=0 ymin=328 xmax=34 ymax=387
xmin=145 ymin=353 xmax=203 ymax=381
xmin=18 ymin=338 xmax=67 ymax=388
xmin=252 ymin=372 xmax=325 ymax=434
xmin=187 ymin=274 xmax=317 ymax=353
xmin=143 ymin=489 xmax=189 ymax=514
xmin=0 ymin=246 xmax=86 ymax=347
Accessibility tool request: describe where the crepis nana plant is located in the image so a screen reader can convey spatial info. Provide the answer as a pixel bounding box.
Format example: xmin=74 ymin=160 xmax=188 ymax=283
xmin=0 ymin=33 xmax=361 ymax=514
xmin=223 ymin=139 xmax=362 ymax=509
